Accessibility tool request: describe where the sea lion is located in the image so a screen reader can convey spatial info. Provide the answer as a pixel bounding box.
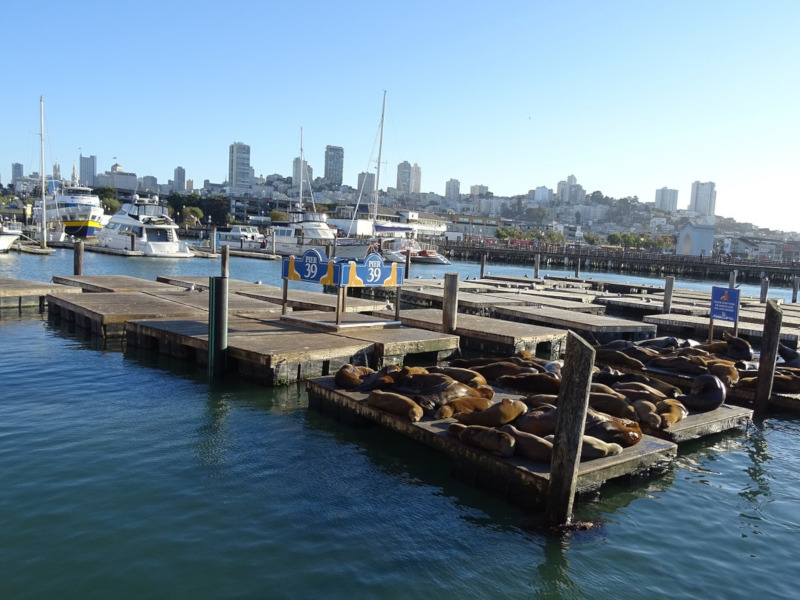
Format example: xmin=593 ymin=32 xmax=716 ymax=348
xmin=354 ymin=364 xmax=402 ymax=391
xmin=471 ymin=361 xmax=542 ymax=380
xmin=392 ymin=373 xmax=455 ymax=395
xmin=448 ymin=423 xmax=515 ymax=458
xmin=334 ymin=364 xmax=375 ymax=389
xmin=647 ymin=355 xmax=708 ymax=375
xmin=778 ymin=342 xmax=800 ymax=368
xmin=656 ymin=398 xmax=689 ymax=428
xmin=637 ymin=336 xmax=685 ymax=350
xmin=611 ymin=381 xmax=669 ymax=400
xmin=584 ymin=408 xmax=643 ymax=447
xmin=366 ymin=390 xmax=423 ymax=422
xmin=694 ymin=331 xmax=754 ymax=361
xmin=677 ymin=373 xmax=726 ymax=412
xmin=495 ymin=372 xmax=562 ymax=394
xmin=593 ymin=370 xmax=681 ymax=398
xmin=498 ymin=424 xmax=553 ymax=462
xmin=589 ymin=392 xmax=637 ymax=420
xmin=632 ymin=399 xmax=662 ymax=429
xmin=543 ymin=434 xmax=623 ymax=461
xmin=425 ymin=366 xmax=488 ymax=388
xmin=435 ymin=396 xmax=493 ymax=419
xmin=521 ymin=394 xmax=560 ymax=409
xmin=594 ymin=348 xmax=647 ymax=369
xmin=514 ymin=407 xmax=560 ymax=437
xmin=454 ymin=397 xmax=527 ymax=427
xmin=618 ymin=345 xmax=664 ymax=364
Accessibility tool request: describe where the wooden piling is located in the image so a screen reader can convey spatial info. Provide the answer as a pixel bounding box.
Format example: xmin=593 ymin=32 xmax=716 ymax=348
xmin=442 ymin=273 xmax=459 ymax=334
xmin=547 ymin=331 xmax=596 ymax=526
xmin=575 ymin=257 xmax=581 ymax=278
xmin=480 ymin=254 xmax=487 ymax=279
xmin=210 ymin=227 xmax=217 ymax=254
xmin=793 ymin=276 xmax=799 ymax=303
xmin=662 ymin=276 xmax=674 ymax=314
xmin=221 ymin=245 xmax=230 ymax=277
xmin=73 ymin=240 xmax=84 ymax=276
xmin=405 ymin=248 xmax=411 ymax=279
xmin=760 ymin=277 xmax=770 ymax=303
xmin=729 ymin=270 xmax=738 ymax=288
xmin=754 ymin=299 xmax=782 ymax=420
xmin=207 ymin=276 xmax=229 ymax=378
xmin=534 ymin=254 xmax=541 ymax=279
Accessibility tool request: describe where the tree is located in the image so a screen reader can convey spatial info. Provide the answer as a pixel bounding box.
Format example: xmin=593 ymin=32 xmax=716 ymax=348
xmin=270 ymin=209 xmax=289 ymax=222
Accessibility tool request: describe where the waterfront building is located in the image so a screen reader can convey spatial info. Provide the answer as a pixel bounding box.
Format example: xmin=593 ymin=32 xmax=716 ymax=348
xmin=655 ymin=187 xmax=679 ymax=213
xmin=357 ymin=172 xmax=375 ymax=197
xmin=94 ymin=163 xmax=138 ymax=193
xmin=689 ymin=181 xmax=716 ymax=217
xmin=79 ymin=155 xmax=97 ymax=188
xmin=677 ymin=221 xmax=715 ymax=256
xmin=324 ymin=145 xmax=344 ymax=186
xmin=174 ymin=166 xmax=186 ymax=192
xmin=228 ymin=142 xmax=251 ymax=190
xmin=141 ymin=176 xmax=158 ymax=192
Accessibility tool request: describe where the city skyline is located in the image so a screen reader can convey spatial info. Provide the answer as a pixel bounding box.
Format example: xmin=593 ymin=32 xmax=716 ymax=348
xmin=2 ymin=0 xmax=797 ymax=231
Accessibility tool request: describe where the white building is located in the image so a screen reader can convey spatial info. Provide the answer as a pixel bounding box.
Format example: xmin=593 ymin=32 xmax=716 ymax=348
xmin=228 ymin=142 xmax=251 ymax=190
xmin=689 ymin=181 xmax=716 ymax=217
xmin=654 ymin=187 xmax=678 ymax=212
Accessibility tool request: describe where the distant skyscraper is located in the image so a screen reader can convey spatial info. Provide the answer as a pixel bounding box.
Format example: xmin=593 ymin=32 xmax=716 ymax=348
xmin=293 ymin=156 xmax=312 ymax=189
xmin=533 ymin=186 xmax=553 ymax=203
xmin=470 ymin=184 xmax=489 ymax=197
xmin=410 ymin=163 xmax=421 ymax=194
xmin=324 ymin=145 xmax=344 ymax=186
xmin=228 ymin=142 xmax=251 ymax=189
xmin=654 ymin=187 xmax=678 ymax=213
xmin=174 ymin=166 xmax=186 ymax=192
xmin=689 ymin=181 xmax=716 ymax=217
xmin=12 ymin=163 xmax=23 ymax=182
xmin=141 ymin=175 xmax=158 ymax=192
xmin=445 ymin=179 xmax=460 ymax=203
xmin=396 ymin=161 xmax=411 ymax=193
xmin=557 ymin=174 xmax=585 ymax=204
xmin=358 ymin=172 xmax=375 ymax=197
xmin=79 ymin=155 xmax=97 ymax=187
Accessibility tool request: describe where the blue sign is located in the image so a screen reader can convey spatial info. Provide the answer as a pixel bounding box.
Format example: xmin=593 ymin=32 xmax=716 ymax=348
xmin=710 ymin=286 xmax=740 ymax=322
xmin=339 ymin=253 xmax=405 ymax=288
xmin=282 ymin=249 xmax=339 ymax=285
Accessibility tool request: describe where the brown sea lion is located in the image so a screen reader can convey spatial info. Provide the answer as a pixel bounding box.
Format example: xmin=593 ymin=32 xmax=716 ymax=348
xmin=354 ymin=365 xmax=402 ymax=391
xmin=611 ymin=381 xmax=669 ymax=400
xmin=656 ymin=398 xmax=689 ymax=428
xmin=618 ymin=345 xmax=665 ymax=363
xmin=584 ymin=408 xmax=643 ymax=447
xmin=594 ymin=348 xmax=647 ymax=369
xmin=677 ymin=374 xmax=726 ymax=412
xmin=425 ymin=366 xmax=488 ymax=388
xmin=647 ymin=355 xmax=708 ymax=375
xmin=450 ymin=356 xmax=532 ymax=368
xmin=543 ymin=434 xmax=623 ymax=460
xmin=632 ymin=399 xmax=662 ymax=429
xmin=495 ymin=372 xmax=561 ymax=394
xmin=435 ymin=396 xmax=493 ymax=419
xmin=448 ymin=423 xmax=515 ymax=458
xmin=589 ymin=393 xmax=637 ymax=420
xmin=514 ymin=407 xmax=560 ymax=437
xmin=694 ymin=331 xmax=754 ymax=361
xmin=454 ymin=398 xmax=527 ymax=427
xmin=471 ymin=361 xmax=542 ymax=380
xmin=334 ymin=364 xmax=375 ymax=389
xmin=392 ymin=373 xmax=455 ymax=395
xmin=593 ymin=370 xmax=681 ymax=398
xmin=590 ymin=382 xmax=627 ymax=397
xmin=778 ymin=342 xmax=800 ymax=368
xmin=498 ymin=424 xmax=553 ymax=462
xmin=366 ymin=390 xmax=423 ymax=422
xmin=521 ymin=394 xmax=560 ymax=409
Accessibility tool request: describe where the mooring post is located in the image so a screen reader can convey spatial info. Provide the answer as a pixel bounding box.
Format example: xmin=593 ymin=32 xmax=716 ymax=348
xmin=480 ymin=253 xmax=487 ymax=279
xmin=729 ymin=270 xmax=738 ymax=288
xmin=281 ymin=278 xmax=289 ymax=315
xmin=442 ymin=272 xmax=459 ymax=334
xmin=547 ymin=331 xmax=595 ymax=527
xmin=221 ymin=245 xmax=230 ymax=277
xmin=207 ymin=276 xmax=229 ymax=378
xmin=210 ymin=227 xmax=217 ymax=254
xmin=335 ymin=287 xmax=344 ymax=326
xmin=792 ymin=276 xmax=799 ymax=303
xmin=662 ymin=276 xmax=675 ymax=314
xmin=404 ymin=248 xmax=411 ymax=279
xmin=760 ymin=276 xmax=770 ymax=303
xmin=575 ymin=257 xmax=580 ymax=278
xmin=395 ymin=287 xmax=401 ymax=321
xmin=73 ymin=239 xmax=84 ymax=275
xmin=754 ymin=299 xmax=782 ymax=420
xmin=534 ymin=253 xmax=541 ymax=279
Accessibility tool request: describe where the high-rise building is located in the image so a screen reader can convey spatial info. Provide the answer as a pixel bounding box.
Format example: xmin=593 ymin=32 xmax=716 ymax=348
xmin=12 ymin=163 xmax=23 ymax=182
xmin=79 ymin=155 xmax=97 ymax=187
xmin=689 ymin=181 xmax=716 ymax=217
xmin=410 ymin=163 xmax=421 ymax=194
xmin=293 ymin=156 xmax=313 ymax=189
xmin=174 ymin=166 xmax=186 ymax=192
xmin=445 ymin=179 xmax=460 ymax=203
xmin=396 ymin=161 xmax=411 ymax=193
xmin=654 ymin=187 xmax=678 ymax=213
xmin=228 ymin=142 xmax=251 ymax=189
xmin=324 ymin=145 xmax=344 ymax=186
xmin=358 ymin=172 xmax=375 ymax=197
xmin=141 ymin=175 xmax=158 ymax=192
xmin=557 ymin=174 xmax=585 ymax=204
xmin=470 ymin=184 xmax=489 ymax=197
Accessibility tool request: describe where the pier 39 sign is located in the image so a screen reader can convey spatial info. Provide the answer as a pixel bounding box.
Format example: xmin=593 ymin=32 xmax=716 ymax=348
xmin=282 ymin=249 xmax=404 ymax=288
xmin=710 ymin=286 xmax=740 ymax=323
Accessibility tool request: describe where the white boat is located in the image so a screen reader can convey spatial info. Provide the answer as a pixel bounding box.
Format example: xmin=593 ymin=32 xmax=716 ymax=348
xmin=0 ymin=220 xmax=22 ymax=252
xmin=33 ymin=179 xmax=107 ymax=238
xmin=96 ymin=194 xmax=194 ymax=257
xmin=268 ymin=209 xmax=337 ymax=256
xmin=215 ymin=225 xmax=266 ymax=251
xmin=412 ymin=248 xmax=451 ymax=265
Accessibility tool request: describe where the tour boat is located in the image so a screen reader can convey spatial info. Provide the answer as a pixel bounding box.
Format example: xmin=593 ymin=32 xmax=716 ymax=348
xmin=96 ymin=194 xmax=193 ymax=257
xmin=412 ymin=248 xmax=451 ymax=265
xmin=32 ymin=180 xmax=107 ymax=238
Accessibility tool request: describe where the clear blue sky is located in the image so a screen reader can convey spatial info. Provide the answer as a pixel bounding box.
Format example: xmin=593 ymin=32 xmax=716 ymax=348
xmin=3 ymin=0 xmax=797 ymax=231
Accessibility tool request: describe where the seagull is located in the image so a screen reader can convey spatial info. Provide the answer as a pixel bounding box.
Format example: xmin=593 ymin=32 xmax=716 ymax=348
xmin=185 ymin=283 xmax=196 ymax=292
xmin=254 ymin=280 xmax=262 ymax=285
xmin=385 ymin=301 xmax=394 ymax=310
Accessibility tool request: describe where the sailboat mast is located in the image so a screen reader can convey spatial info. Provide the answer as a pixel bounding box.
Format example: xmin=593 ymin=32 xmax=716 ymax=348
xmin=373 ymin=90 xmax=386 ymax=223
xmin=40 ymin=95 xmax=47 ymax=250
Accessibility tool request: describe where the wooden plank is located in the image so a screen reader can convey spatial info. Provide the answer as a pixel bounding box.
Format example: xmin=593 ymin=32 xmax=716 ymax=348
xmin=51 ymin=275 xmax=176 ymax=293
xmin=487 ymin=292 xmax=606 ymax=313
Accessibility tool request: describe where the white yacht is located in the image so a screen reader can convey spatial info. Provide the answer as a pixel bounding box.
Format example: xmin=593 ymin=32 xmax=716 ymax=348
xmin=96 ymin=194 xmax=193 ymax=257
xmin=0 ymin=220 xmax=23 ymax=252
xmin=268 ymin=210 xmax=337 ymax=257
xmin=215 ymin=225 xmax=266 ymax=251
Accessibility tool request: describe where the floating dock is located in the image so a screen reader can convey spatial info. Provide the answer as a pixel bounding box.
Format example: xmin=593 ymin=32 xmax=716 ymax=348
xmin=0 ymin=276 xmax=83 ymax=311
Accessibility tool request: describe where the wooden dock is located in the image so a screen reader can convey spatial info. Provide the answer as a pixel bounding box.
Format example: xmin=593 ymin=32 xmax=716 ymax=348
xmin=0 ymin=276 xmax=83 ymax=311
xmin=493 ymin=304 xmax=657 ymax=344
xmin=306 ymin=376 xmax=679 ymax=509
xmin=643 ymin=313 xmax=799 ymax=347
xmin=373 ymin=307 xmax=568 ymax=358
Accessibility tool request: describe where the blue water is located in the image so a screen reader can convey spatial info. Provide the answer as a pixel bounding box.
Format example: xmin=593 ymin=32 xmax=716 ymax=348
xmin=2 ymin=250 xmax=800 ymax=599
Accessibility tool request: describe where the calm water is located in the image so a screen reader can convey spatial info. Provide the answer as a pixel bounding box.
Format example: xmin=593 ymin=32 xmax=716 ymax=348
xmin=2 ymin=250 xmax=800 ymax=599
